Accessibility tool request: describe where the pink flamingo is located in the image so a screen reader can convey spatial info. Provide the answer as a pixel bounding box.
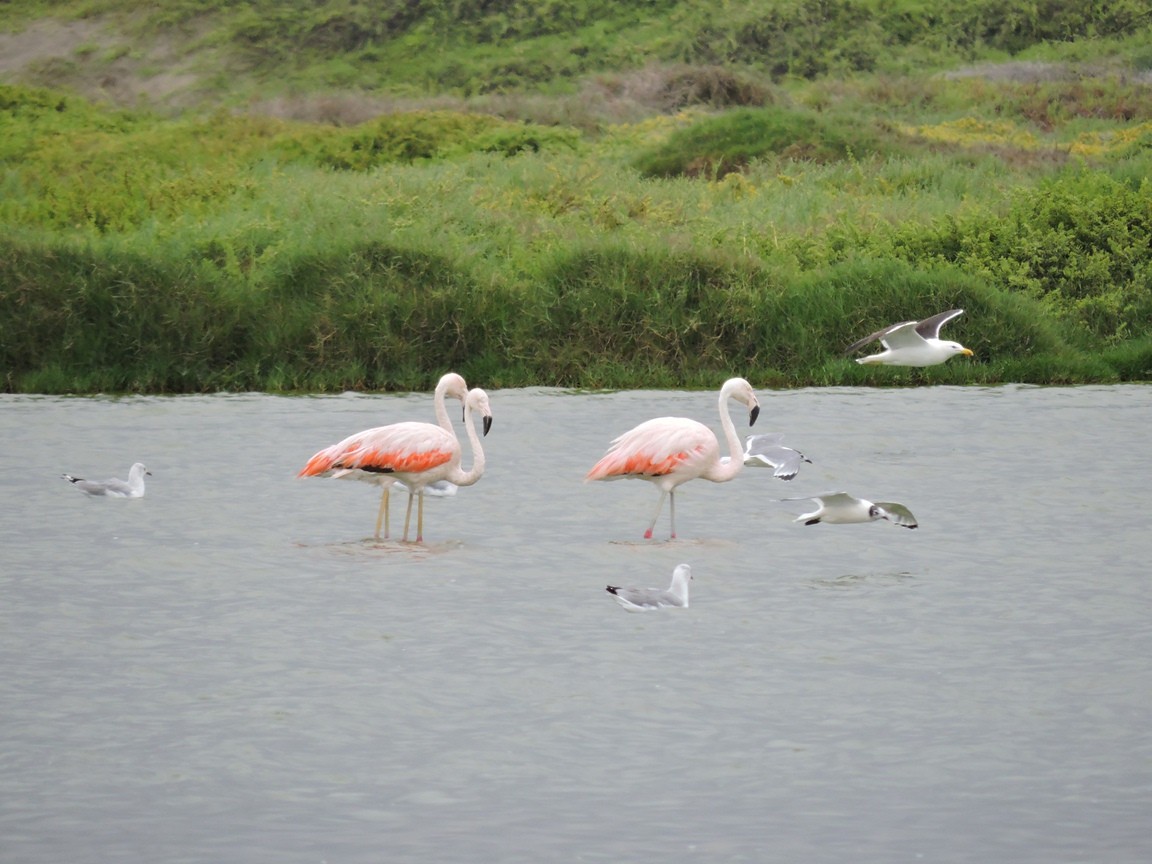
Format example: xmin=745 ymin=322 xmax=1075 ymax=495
xmin=586 ymin=377 xmax=760 ymax=539
xmin=298 ymin=372 xmax=470 ymax=539
xmin=299 ymin=386 xmax=492 ymax=542
xmin=297 ymin=389 xmax=490 ymax=543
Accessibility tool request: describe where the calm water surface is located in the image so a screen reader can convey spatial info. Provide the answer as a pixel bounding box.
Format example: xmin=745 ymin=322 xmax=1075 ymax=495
xmin=2 ymin=385 xmax=1150 ymax=863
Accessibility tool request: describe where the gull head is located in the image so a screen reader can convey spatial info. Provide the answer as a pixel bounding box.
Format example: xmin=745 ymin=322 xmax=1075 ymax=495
xmin=942 ymin=341 xmax=974 ymax=358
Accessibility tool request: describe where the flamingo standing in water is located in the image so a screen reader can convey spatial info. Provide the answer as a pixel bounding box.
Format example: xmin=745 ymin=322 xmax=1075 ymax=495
xmin=298 ymin=372 xmax=469 ymax=539
xmin=586 ymin=377 xmax=760 ymax=539
xmin=299 ymin=387 xmax=493 ymax=543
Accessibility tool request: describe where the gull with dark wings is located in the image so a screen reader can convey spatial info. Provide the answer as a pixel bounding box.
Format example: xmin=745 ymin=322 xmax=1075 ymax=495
xmin=844 ymin=309 xmax=973 ymax=367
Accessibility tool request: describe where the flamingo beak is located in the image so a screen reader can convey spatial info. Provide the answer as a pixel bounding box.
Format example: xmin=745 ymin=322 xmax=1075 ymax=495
xmin=749 ymin=404 xmax=760 ymax=426
xmin=482 ymin=415 xmax=493 ymax=436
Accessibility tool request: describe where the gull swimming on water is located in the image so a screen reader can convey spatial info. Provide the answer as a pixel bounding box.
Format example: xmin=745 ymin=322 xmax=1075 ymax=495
xmin=61 ymin=462 xmax=150 ymax=498
xmin=606 ymin=563 xmax=693 ymax=611
xmin=742 ymin=433 xmax=812 ymax=480
xmin=397 ymin=479 xmax=458 ymax=497
xmin=844 ymin=309 xmax=973 ymax=366
xmin=783 ymin=492 xmax=918 ymax=528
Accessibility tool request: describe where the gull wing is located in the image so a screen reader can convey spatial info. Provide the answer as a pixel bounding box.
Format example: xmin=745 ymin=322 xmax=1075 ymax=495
xmin=765 ymin=449 xmax=806 ymax=480
xmin=743 ymin=433 xmax=809 ymax=480
xmin=877 ymin=320 xmax=932 ymax=350
xmin=780 ymin=491 xmax=850 ymax=503
xmin=843 ymin=309 xmax=964 ymax=354
xmin=842 ymin=320 xmax=918 ymax=355
xmin=875 ymin=501 xmax=919 ymax=528
xmin=72 ymin=476 xmax=133 ymax=496
xmin=914 ymin=309 xmax=963 ymax=341
xmin=745 ymin=448 xmax=807 ymax=481
xmin=743 ymin=432 xmax=785 ymax=453
xmin=607 ymin=585 xmax=682 ymax=609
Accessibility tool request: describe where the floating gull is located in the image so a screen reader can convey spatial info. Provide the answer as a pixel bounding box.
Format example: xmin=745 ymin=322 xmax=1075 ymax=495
xmin=844 ymin=309 xmax=973 ymax=366
xmin=61 ymin=462 xmax=150 ymax=498
xmin=606 ymin=563 xmax=692 ymax=612
xmin=783 ymin=492 xmax=918 ymax=528
xmin=400 ymin=479 xmax=458 ymax=498
xmin=742 ymin=433 xmax=812 ymax=480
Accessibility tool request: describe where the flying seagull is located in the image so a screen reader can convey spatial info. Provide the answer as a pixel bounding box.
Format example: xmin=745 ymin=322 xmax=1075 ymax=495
xmin=742 ymin=433 xmax=811 ymax=481
xmin=782 ymin=492 xmax=918 ymax=528
xmin=844 ymin=309 xmax=973 ymax=366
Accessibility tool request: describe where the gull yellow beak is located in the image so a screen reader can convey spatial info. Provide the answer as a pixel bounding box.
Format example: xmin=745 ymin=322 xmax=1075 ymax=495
xmin=961 ymin=348 xmax=974 ymax=357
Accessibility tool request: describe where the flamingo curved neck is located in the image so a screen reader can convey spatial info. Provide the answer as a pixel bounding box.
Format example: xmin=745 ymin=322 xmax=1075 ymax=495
xmin=705 ymin=384 xmax=744 ymax=482
xmin=433 ymin=380 xmax=453 ymax=432
xmin=450 ymin=403 xmax=486 ymax=487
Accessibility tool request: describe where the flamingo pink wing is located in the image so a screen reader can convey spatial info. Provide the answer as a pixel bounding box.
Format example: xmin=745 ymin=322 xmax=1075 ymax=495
xmin=299 ymin=422 xmax=456 ymax=477
xmin=586 ymin=417 xmax=715 ymax=480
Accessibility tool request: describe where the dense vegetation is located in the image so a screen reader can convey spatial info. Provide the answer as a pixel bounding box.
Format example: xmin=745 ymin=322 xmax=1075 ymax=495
xmin=1 ymin=1 xmax=1151 ymax=393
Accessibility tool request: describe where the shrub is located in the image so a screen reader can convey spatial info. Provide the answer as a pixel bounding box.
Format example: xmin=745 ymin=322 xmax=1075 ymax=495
xmin=633 ymin=106 xmax=886 ymax=178
xmin=274 ymin=111 xmax=579 ymax=169
xmin=879 ymin=171 xmax=1152 ymax=342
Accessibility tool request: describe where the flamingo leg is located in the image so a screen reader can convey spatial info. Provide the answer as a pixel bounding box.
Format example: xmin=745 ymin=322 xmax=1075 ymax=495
xmin=374 ymin=487 xmax=390 ymax=539
xmin=402 ymin=490 xmax=416 ymax=542
xmin=669 ymin=489 xmax=677 ymax=540
xmin=415 ymin=491 xmax=426 ymax=543
xmin=644 ymin=489 xmax=668 ymax=540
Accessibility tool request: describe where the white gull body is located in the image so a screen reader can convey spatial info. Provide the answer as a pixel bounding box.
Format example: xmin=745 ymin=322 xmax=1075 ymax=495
xmin=62 ymin=462 xmax=150 ymax=498
xmin=606 ymin=563 xmax=693 ymax=611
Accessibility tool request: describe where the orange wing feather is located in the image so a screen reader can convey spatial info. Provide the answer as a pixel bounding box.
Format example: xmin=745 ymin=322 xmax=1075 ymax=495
xmin=586 ymin=417 xmax=714 ymax=480
xmin=588 ymin=447 xmax=703 ymax=479
xmin=299 ymin=422 xmax=456 ymax=478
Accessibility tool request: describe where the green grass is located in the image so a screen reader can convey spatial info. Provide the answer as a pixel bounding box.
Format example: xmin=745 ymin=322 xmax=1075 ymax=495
xmin=4 ymin=153 xmax=1151 ymax=393
xmin=1 ymin=2 xmax=1152 ymax=392
xmin=5 ymin=1 xmax=1152 ymax=104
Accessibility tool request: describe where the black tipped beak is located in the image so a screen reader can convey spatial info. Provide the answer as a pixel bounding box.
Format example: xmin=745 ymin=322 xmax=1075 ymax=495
xmin=749 ymin=405 xmax=760 ymax=426
xmin=482 ymin=415 xmax=493 ymax=437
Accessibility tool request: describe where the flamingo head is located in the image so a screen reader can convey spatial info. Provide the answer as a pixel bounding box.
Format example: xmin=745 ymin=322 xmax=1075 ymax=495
xmin=723 ymin=377 xmax=760 ymax=426
xmin=437 ymin=372 xmax=470 ymax=415
xmin=467 ymin=388 xmax=494 ymax=436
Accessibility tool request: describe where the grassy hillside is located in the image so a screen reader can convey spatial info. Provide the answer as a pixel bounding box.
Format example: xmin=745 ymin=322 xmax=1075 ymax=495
xmin=3 ymin=0 xmax=1151 ymax=109
xmin=1 ymin=2 xmax=1151 ymax=392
